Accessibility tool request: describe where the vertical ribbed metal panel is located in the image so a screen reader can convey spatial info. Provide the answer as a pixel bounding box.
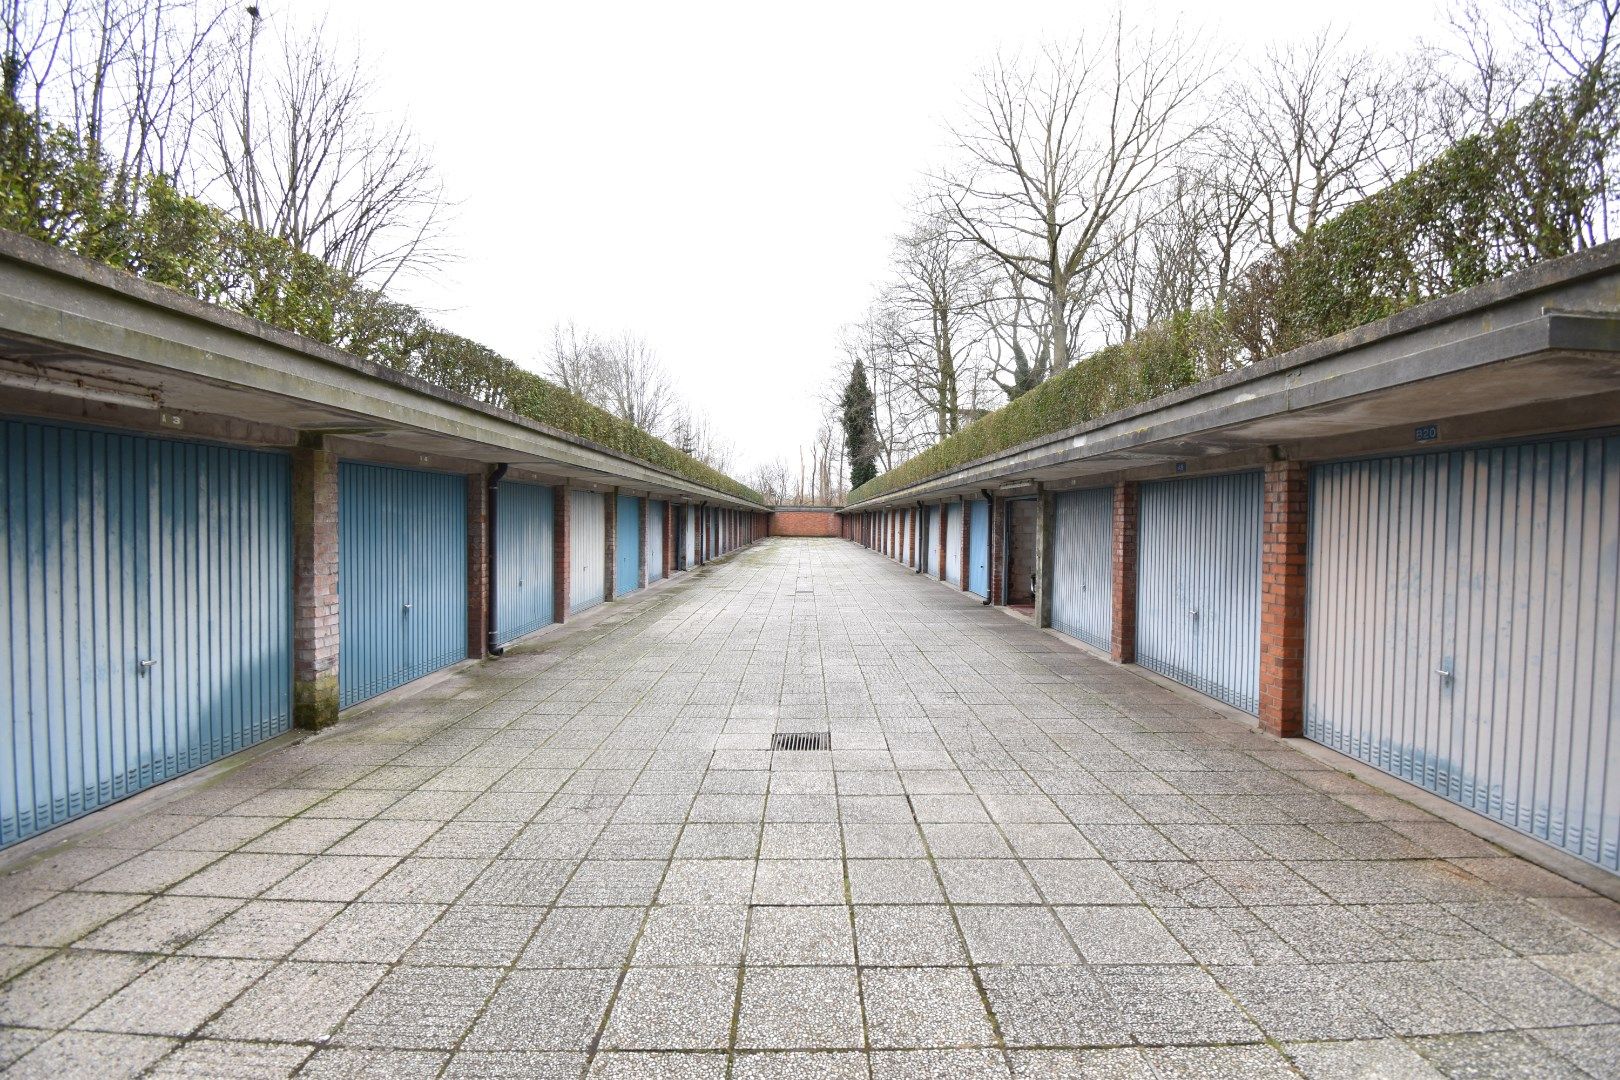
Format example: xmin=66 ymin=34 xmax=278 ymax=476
xmin=1051 ymin=488 xmax=1113 ymax=650
xmin=945 ymin=503 xmax=964 ymax=585
xmin=338 ymin=463 xmax=466 ymax=709
xmin=569 ymin=491 xmax=606 ymax=611
xmin=1137 ymin=472 xmax=1262 ymax=714
xmin=968 ymin=499 xmax=990 ymax=596
xmin=684 ymin=506 xmax=696 ymax=567
xmin=927 ymin=506 xmax=942 ymax=576
xmin=2 ymin=419 xmax=292 ymax=848
xmin=615 ymin=495 xmax=641 ymax=597
xmin=648 ymin=501 xmax=665 ymax=579
xmin=1307 ymin=435 xmax=1620 ymax=872
xmin=493 ymin=480 xmax=553 ymax=647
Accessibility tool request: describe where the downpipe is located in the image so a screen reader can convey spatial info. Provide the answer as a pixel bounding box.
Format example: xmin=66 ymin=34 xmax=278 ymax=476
xmin=485 ymin=463 xmax=509 ymax=657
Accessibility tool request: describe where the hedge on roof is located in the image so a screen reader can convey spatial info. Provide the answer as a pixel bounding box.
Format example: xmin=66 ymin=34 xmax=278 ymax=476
xmin=847 ymin=84 xmax=1613 ymax=505
xmin=0 ymin=92 xmax=764 ymax=505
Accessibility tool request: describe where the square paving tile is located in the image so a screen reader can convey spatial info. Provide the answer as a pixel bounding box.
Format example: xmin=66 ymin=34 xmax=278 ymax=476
xmin=737 ymin=966 xmax=864 ymax=1049
xmin=861 ymin=967 xmax=996 ymax=1048
xmin=600 ymin=966 xmax=738 ymax=1050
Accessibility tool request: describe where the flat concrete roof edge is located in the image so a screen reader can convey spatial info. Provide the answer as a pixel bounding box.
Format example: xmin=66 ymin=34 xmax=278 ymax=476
xmin=0 ymin=229 xmax=767 ymax=509
xmin=843 ymin=241 xmax=1620 ymax=511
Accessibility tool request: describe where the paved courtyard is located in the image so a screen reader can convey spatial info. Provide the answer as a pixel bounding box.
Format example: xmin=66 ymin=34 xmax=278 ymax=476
xmin=1 ymin=537 xmax=1618 ymax=1079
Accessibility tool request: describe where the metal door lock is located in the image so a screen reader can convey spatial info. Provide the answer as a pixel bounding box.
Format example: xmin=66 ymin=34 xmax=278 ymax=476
xmin=1189 ymin=609 xmax=1199 ymax=618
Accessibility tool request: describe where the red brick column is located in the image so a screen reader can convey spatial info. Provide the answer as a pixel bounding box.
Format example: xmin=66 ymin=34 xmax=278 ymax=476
xmin=989 ymin=497 xmax=1006 ymax=605
xmin=638 ymin=496 xmax=649 ymax=588
xmin=553 ymin=487 xmax=571 ymax=624
xmin=665 ymin=502 xmax=677 ymax=577
xmin=604 ymin=492 xmax=618 ymax=600
xmin=466 ymin=473 xmax=490 ymax=660
xmin=1260 ymin=461 xmax=1310 ymax=737
xmin=292 ymin=436 xmax=340 ymax=729
xmin=959 ymin=499 xmax=971 ymax=592
xmin=1111 ymin=481 xmax=1139 ymax=663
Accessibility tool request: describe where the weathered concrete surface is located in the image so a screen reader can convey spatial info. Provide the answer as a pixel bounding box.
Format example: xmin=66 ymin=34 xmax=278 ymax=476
xmin=2 ymin=538 xmax=1617 ymax=1079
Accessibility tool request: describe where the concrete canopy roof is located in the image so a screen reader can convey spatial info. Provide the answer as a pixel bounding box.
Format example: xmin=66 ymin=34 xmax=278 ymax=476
xmin=0 ymin=231 xmax=765 ymax=508
xmin=844 ymin=243 xmax=1620 ymax=510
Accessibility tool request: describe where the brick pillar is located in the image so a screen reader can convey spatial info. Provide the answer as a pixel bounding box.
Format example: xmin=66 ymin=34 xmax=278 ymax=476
xmin=959 ymin=499 xmax=971 ymax=592
xmin=553 ymin=486 xmax=571 ymax=624
xmin=604 ymin=492 xmax=618 ymax=600
xmin=1111 ymin=481 xmax=1139 ymax=663
xmin=989 ymin=497 xmax=1006 ymax=605
xmin=292 ymin=436 xmax=340 ymax=730
xmin=638 ymin=496 xmax=649 ymax=588
xmin=466 ymin=472 xmax=490 ymax=660
xmin=665 ymin=502 xmax=677 ymax=576
xmin=1035 ymin=489 xmax=1055 ymax=628
xmin=1260 ymin=461 xmax=1309 ymax=738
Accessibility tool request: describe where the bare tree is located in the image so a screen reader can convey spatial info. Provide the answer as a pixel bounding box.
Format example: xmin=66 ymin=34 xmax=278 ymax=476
xmin=544 ymin=322 xmax=675 ymax=436
xmin=2 ymin=0 xmax=227 ymax=209
xmin=1227 ymin=29 xmax=1431 ymax=251
xmin=880 ymin=216 xmax=985 ymax=438
xmin=206 ymin=10 xmax=445 ymax=288
xmin=940 ymin=14 xmax=1208 ymax=374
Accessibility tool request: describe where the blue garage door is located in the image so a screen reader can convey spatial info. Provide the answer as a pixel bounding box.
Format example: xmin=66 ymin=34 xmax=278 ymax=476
xmin=616 ymin=495 xmax=641 ymax=597
xmin=648 ymin=501 xmax=666 ymax=580
xmin=968 ymin=499 xmax=990 ymax=597
xmin=493 ymin=480 xmax=553 ymax=647
xmin=339 ymin=463 xmax=467 ymax=708
xmin=3 ymin=419 xmax=292 ymax=848
xmin=1051 ymin=488 xmax=1113 ymax=650
xmin=1137 ymin=473 xmax=1262 ymax=714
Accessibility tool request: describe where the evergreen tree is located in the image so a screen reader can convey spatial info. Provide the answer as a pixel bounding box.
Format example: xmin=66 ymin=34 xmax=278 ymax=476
xmin=840 ymin=357 xmax=879 ymax=490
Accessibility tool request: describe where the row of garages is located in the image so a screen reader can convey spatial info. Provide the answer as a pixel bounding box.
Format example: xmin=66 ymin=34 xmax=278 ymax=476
xmin=2 ymin=417 xmax=764 ymax=848
xmin=844 ymin=248 xmax=1620 ymax=879
xmin=0 ymin=231 xmax=767 ymax=852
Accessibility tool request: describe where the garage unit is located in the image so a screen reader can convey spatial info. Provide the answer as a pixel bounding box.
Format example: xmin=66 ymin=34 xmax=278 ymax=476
xmin=1050 ymin=488 xmax=1112 ymax=650
xmin=1136 ymin=473 xmax=1262 ymax=714
xmin=338 ymin=462 xmax=467 ymax=709
xmin=968 ymin=499 xmax=990 ymax=597
xmin=492 ymin=479 xmax=554 ymax=647
xmin=2 ymin=418 xmax=292 ymax=848
xmin=648 ymin=500 xmax=666 ymax=579
xmin=926 ymin=505 xmax=941 ymax=577
xmin=570 ymin=491 xmax=607 ymax=612
xmin=944 ymin=502 xmax=964 ymax=586
xmin=615 ymin=495 xmax=641 ymax=597
xmin=1306 ymin=434 xmax=1620 ymax=872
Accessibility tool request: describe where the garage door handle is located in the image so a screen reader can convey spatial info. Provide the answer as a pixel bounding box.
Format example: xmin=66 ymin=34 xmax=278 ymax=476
xmin=403 ymin=602 xmax=412 ymax=612
xmin=138 ymin=658 xmax=157 ymax=675
xmin=1436 ymin=668 xmax=1452 ymax=680
xmin=1189 ymin=609 xmax=1199 ymax=618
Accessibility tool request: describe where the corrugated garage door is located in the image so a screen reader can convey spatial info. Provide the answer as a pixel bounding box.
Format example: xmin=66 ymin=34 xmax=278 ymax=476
xmin=1137 ymin=473 xmax=1261 ymax=714
xmin=339 ymin=463 xmax=467 ymax=709
xmin=615 ymin=495 xmax=641 ymax=597
xmin=493 ymin=480 xmax=553 ymax=647
xmin=944 ymin=503 xmax=964 ymax=586
xmin=968 ymin=499 xmax=990 ymax=597
xmin=1307 ymin=435 xmax=1619 ymax=872
xmin=2 ymin=419 xmax=292 ymax=848
xmin=927 ymin=505 xmax=942 ymax=577
xmin=648 ymin=500 xmax=665 ymax=580
xmin=684 ymin=506 xmax=696 ymax=567
xmin=570 ymin=491 xmax=606 ymax=612
xmin=1051 ymin=488 xmax=1113 ymax=650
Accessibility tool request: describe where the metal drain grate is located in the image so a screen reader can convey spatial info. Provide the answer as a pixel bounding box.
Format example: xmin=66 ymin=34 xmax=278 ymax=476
xmin=771 ymin=731 xmax=831 ymax=752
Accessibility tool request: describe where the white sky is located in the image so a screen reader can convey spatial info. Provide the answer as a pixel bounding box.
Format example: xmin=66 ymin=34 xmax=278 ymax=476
xmin=316 ymin=0 xmax=1444 ymax=475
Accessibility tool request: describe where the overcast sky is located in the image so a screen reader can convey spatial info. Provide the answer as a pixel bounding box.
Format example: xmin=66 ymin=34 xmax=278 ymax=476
xmin=319 ymin=0 xmax=1443 ymax=476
